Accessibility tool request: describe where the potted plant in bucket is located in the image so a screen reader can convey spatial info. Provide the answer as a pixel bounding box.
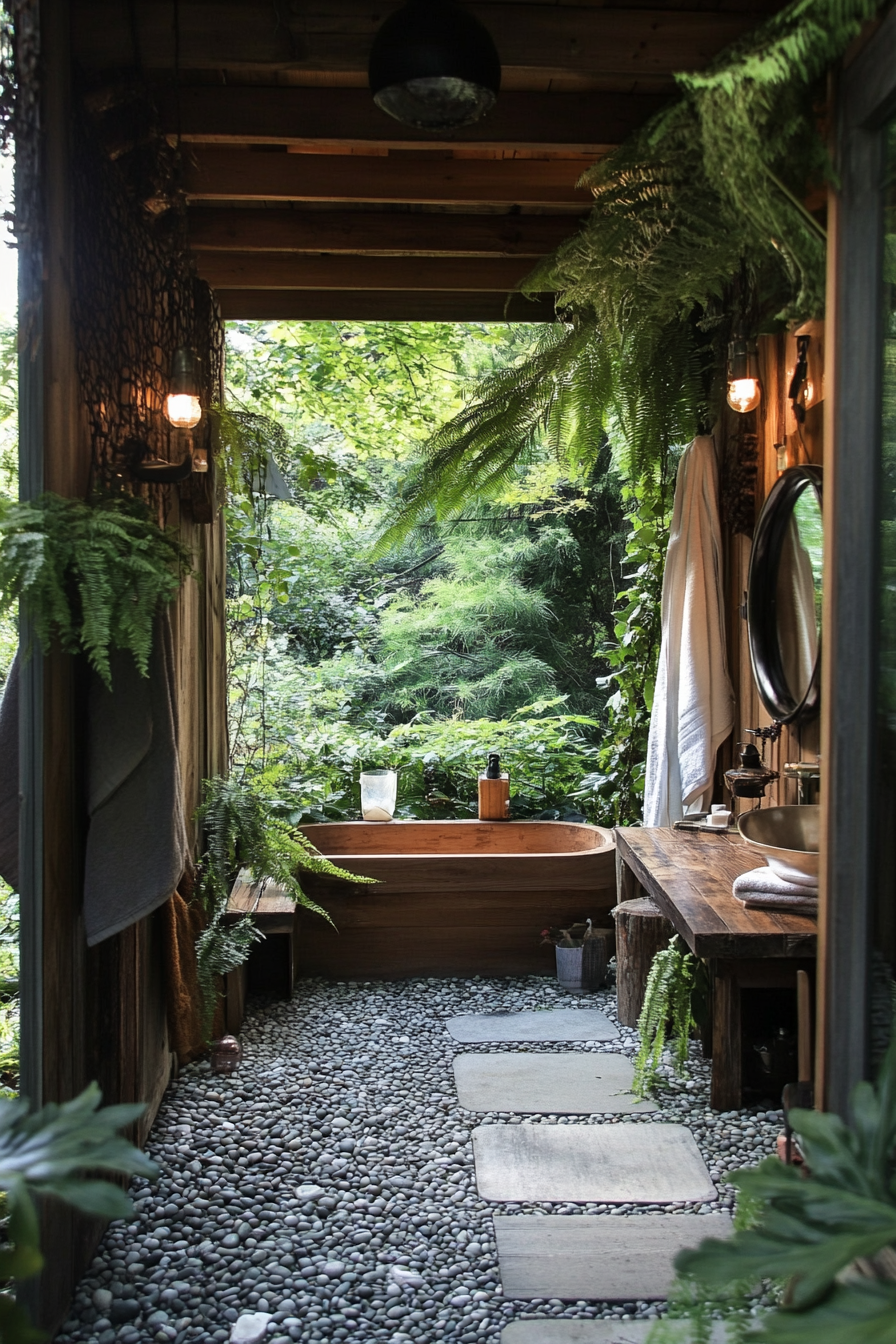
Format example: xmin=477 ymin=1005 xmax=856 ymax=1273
xmin=541 ymin=920 xmax=616 ymax=993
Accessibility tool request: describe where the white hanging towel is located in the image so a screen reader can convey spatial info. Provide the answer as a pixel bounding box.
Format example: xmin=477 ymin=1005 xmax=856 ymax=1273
xmin=643 ymin=435 xmax=734 ymax=827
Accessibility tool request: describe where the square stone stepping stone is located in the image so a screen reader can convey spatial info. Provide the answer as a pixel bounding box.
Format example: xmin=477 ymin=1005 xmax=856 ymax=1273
xmin=494 ymin=1213 xmax=731 ymax=1301
xmin=473 ymin=1124 xmax=715 ymax=1203
xmin=502 ymin=1319 xmax=733 ymax=1342
xmin=447 ymin=1008 xmax=618 ymax=1043
xmin=454 ymin=1053 xmax=657 ymax=1114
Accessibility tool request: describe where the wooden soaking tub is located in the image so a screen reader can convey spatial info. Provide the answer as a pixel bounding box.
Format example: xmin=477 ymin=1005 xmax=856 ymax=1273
xmin=297 ymin=820 xmax=616 ymax=979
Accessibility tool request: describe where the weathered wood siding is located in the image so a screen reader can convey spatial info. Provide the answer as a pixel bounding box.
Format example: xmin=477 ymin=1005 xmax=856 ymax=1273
xmin=720 ymin=324 xmax=825 ymax=817
xmin=23 ymin=2 xmax=227 ymax=1330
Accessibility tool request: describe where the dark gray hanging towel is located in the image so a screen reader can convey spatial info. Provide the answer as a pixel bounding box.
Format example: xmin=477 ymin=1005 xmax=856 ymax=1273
xmin=84 ymin=613 xmax=190 ymax=946
xmin=0 ymin=654 xmax=18 ymax=891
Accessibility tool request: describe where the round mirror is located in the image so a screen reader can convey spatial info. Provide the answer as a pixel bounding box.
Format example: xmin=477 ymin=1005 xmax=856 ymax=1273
xmin=747 ymin=464 xmax=823 ymax=723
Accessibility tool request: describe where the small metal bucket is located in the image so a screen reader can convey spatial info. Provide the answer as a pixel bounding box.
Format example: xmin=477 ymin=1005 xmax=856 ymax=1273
xmin=555 ymin=945 xmax=583 ymax=994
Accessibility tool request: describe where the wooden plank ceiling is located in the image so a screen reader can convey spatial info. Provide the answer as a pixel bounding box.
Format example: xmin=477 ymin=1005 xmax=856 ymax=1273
xmin=73 ymin=0 xmax=782 ymax=322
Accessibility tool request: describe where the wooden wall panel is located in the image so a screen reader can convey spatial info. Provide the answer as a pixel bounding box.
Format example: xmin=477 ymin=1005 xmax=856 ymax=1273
xmin=720 ymin=325 xmax=825 ymax=821
xmin=23 ymin=4 xmax=228 ymax=1330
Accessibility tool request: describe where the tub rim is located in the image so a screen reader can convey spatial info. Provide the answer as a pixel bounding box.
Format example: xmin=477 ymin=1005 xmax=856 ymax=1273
xmin=300 ymin=817 xmax=616 ymax=862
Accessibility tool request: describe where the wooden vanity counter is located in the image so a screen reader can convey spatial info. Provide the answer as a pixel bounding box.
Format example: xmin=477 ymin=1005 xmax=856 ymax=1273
xmin=615 ymin=826 xmax=817 ymax=1109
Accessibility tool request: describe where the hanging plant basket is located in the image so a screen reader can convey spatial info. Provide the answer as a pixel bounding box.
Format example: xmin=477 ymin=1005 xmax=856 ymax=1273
xmin=0 ymin=492 xmax=192 ymax=688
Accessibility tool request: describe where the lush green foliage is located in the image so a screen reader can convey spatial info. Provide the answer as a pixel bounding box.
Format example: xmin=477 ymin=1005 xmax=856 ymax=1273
xmin=0 ymin=1083 xmax=157 ymax=1342
xmin=670 ymin=1034 xmax=896 ymax=1342
xmin=194 ymin=775 xmax=373 ymax=1032
xmin=0 ymin=493 xmax=191 ymax=688
xmin=221 ymin=328 xmax=629 ymax=821
xmin=226 ymin=320 xmax=539 ymax=463
xmin=254 ymin=711 xmax=607 ymax=825
xmin=585 ymin=475 xmax=672 ymax=824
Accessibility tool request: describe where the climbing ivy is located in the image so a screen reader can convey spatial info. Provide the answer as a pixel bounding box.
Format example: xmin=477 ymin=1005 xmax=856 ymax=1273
xmin=579 ymin=476 xmax=671 ymax=825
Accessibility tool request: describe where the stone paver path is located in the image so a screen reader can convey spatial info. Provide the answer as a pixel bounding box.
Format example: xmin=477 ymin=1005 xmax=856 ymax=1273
xmin=501 ymin=1321 xmax=734 ymax=1342
xmin=54 ymin=975 xmax=776 ymax=1344
xmin=447 ymin=1008 xmax=617 ymax=1044
xmin=493 ymin=1214 xmax=731 ymax=1299
xmin=453 ymin=1053 xmax=656 ymax=1115
xmin=473 ymin=1123 xmax=716 ymax=1204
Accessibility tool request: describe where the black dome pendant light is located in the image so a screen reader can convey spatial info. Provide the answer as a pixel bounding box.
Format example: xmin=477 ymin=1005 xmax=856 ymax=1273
xmin=369 ymin=0 xmax=501 ymax=132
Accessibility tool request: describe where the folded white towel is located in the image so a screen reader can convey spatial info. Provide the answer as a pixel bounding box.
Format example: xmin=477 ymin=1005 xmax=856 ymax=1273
xmin=738 ymin=892 xmax=818 ymax=914
xmin=733 ymin=866 xmax=817 ymax=897
xmin=732 ymin=866 xmax=818 ymax=914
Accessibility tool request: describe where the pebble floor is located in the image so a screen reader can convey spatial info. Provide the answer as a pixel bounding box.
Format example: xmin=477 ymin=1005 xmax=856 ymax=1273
xmin=56 ymin=975 xmax=784 ymax=1344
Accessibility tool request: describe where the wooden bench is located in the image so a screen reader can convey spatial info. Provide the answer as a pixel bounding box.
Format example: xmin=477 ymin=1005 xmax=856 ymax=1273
xmin=615 ymin=826 xmax=817 ymax=1110
xmin=224 ymin=870 xmax=299 ymax=1033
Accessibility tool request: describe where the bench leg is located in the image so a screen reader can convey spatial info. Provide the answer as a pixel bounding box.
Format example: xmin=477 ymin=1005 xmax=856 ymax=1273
xmin=224 ymin=964 xmax=247 ymax=1035
xmin=711 ymin=963 xmax=741 ymax=1110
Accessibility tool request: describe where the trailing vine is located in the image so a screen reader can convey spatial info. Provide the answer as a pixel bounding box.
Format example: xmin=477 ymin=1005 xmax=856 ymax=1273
xmin=0 ymin=493 xmax=191 ymax=688
xmin=633 ymin=935 xmax=700 ymax=1097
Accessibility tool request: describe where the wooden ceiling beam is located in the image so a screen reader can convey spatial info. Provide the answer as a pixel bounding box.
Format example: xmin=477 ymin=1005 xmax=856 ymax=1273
xmin=188 ymin=208 xmax=585 ymax=256
xmin=196 ymin=252 xmax=539 ymax=290
xmin=73 ymin=1 xmax=765 ymax=81
xmin=183 ymin=149 xmax=593 ymax=206
xmin=155 ymin=86 xmax=668 ymax=153
xmin=217 ymin=288 xmax=557 ymax=321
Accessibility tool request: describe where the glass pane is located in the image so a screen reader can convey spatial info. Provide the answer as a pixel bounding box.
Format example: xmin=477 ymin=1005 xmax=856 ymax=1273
xmin=872 ymin=118 xmax=896 ymax=1068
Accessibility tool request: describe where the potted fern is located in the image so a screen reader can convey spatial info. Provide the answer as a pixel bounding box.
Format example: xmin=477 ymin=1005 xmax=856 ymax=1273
xmin=194 ymin=776 xmax=375 ymax=1035
xmin=634 ymin=936 xmax=710 ymax=1096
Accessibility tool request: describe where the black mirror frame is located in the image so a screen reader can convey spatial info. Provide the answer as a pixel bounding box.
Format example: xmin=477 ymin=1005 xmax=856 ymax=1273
xmin=747 ymin=463 xmax=823 ymax=724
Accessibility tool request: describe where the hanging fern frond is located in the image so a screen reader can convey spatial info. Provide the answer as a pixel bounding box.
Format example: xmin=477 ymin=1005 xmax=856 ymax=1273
xmin=376 ymin=0 xmax=882 ymax=551
xmin=0 ymin=493 xmax=191 ymax=688
xmin=633 ymin=935 xmax=699 ymax=1097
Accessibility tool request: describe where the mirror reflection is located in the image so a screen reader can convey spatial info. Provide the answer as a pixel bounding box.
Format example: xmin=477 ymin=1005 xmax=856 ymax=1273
xmin=747 ymin=464 xmax=823 ymax=724
xmin=776 ymin=488 xmax=823 ymax=710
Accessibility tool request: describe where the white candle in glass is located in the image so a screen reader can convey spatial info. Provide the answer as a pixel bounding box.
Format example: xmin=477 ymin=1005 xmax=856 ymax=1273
xmin=360 ymin=769 xmax=398 ymax=821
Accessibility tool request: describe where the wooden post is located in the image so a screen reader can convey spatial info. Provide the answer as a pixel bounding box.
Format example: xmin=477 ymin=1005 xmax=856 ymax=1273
xmin=711 ymin=962 xmax=742 ymax=1110
xmin=611 ymin=897 xmax=674 ymax=1027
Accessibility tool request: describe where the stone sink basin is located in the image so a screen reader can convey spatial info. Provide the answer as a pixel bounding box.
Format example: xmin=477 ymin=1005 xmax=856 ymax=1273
xmin=738 ymin=804 xmax=820 ymax=886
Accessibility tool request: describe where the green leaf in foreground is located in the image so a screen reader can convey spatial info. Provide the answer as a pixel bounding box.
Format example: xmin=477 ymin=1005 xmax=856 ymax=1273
xmin=673 ymin=1034 xmax=896 ymax=1341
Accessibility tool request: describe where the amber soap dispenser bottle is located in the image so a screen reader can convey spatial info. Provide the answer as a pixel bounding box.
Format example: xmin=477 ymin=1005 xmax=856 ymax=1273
xmin=478 ymin=751 xmax=510 ymax=820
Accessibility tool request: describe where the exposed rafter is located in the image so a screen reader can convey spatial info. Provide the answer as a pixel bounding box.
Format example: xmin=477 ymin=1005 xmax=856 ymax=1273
xmin=153 ymin=86 xmax=670 ymax=154
xmin=188 ymin=209 xmax=586 ymax=257
xmin=183 ymin=149 xmax=593 ymax=207
xmin=73 ymin=1 xmax=769 ymax=84
xmin=195 ymin=253 xmax=538 ymax=290
xmin=217 ymin=288 xmax=557 ymax=321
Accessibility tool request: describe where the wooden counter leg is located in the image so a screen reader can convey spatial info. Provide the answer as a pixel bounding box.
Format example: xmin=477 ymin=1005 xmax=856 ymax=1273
xmin=711 ymin=962 xmax=742 ymax=1110
xmin=615 ymin=848 xmax=645 ymax=905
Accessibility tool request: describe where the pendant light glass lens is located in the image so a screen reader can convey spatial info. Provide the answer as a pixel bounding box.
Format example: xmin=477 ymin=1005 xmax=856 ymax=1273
xmin=374 ymin=76 xmax=496 ymax=131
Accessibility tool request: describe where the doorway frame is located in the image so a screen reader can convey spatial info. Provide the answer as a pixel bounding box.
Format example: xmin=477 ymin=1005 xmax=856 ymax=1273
xmin=825 ymin=6 xmax=896 ymax=1115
